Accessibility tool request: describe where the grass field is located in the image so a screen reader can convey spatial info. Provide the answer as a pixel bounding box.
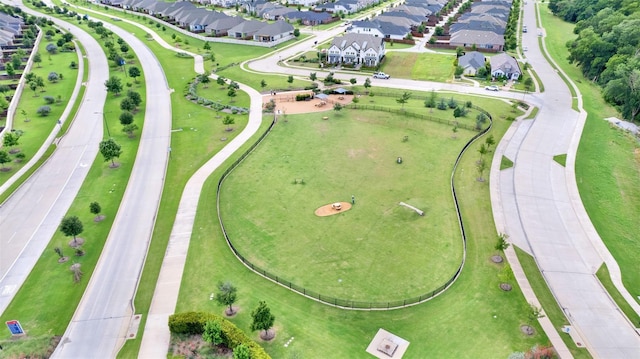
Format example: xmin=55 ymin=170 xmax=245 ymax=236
xmin=381 ymin=52 xmax=455 ymax=82
xmin=539 ymin=4 xmax=640 ymax=306
xmin=0 ymin=29 xmax=80 ymax=185
xmin=220 ymin=110 xmax=467 ymax=301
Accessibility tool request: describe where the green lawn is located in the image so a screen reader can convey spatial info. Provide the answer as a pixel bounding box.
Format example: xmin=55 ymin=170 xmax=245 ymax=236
xmin=540 ymin=4 xmax=640 ymax=305
xmin=0 ymin=30 xmax=80 ymax=185
xmin=220 ymin=110 xmax=467 ymax=302
xmin=174 ymin=94 xmax=550 ymax=357
xmin=596 ymin=264 xmax=640 ymax=326
xmin=381 ymin=52 xmax=455 ymax=82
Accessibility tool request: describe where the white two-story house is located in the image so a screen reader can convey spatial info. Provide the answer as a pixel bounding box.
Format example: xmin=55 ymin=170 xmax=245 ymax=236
xmin=327 ymin=33 xmax=385 ymax=67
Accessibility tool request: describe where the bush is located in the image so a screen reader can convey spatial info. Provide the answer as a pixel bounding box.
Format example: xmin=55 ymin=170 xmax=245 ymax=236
xmin=37 ymin=105 xmax=51 ymax=116
xmin=295 ymin=93 xmax=311 ymax=101
xmin=169 ymin=312 xmax=270 ymax=359
xmin=43 ymin=96 xmax=55 ymax=104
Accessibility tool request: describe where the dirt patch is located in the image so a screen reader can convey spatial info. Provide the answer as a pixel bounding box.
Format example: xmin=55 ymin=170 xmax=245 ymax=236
xmin=94 ymin=215 xmax=106 ymax=222
xmin=263 ymin=92 xmax=354 ymax=115
xmin=68 ymin=237 xmax=85 ymax=248
xmin=315 ymin=202 xmax=352 ymax=216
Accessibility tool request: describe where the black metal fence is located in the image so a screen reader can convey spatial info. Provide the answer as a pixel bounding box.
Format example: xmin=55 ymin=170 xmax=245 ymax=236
xmin=216 ymin=101 xmax=493 ymax=310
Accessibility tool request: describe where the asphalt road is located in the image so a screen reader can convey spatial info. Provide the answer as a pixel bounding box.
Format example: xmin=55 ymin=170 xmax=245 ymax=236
xmin=51 ymin=15 xmax=172 ymax=359
xmin=491 ymin=1 xmax=640 ymax=357
xmin=0 ymin=3 xmax=109 ymax=316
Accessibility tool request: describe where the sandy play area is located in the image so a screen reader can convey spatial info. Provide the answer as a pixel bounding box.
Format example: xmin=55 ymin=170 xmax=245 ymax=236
xmin=262 ymin=90 xmax=354 ymax=115
xmin=314 ymin=202 xmax=353 ymax=216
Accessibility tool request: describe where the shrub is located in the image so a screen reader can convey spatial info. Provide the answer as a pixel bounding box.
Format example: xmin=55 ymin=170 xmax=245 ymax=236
xmin=295 ymin=93 xmax=311 ymax=101
xmin=37 ymin=105 xmax=51 ymax=116
xmin=43 ymin=95 xmax=55 ymax=104
xmin=169 ymin=312 xmax=270 ymax=359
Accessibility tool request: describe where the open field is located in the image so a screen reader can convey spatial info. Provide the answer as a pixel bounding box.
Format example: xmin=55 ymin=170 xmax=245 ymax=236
xmin=540 ymin=4 xmax=640 ymax=306
xmin=381 ymin=52 xmax=455 ymax=82
xmin=220 ymin=110 xmax=466 ymax=301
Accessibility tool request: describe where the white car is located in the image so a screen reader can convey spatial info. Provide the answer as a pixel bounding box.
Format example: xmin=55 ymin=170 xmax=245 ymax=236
xmin=485 ymin=85 xmax=500 ymax=91
xmin=373 ymin=72 xmax=390 ymax=79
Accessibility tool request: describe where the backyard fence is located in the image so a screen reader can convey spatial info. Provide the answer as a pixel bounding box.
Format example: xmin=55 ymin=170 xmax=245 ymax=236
xmin=216 ymin=101 xmax=493 ymax=310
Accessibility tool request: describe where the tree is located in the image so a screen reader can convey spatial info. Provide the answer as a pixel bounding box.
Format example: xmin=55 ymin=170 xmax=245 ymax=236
xmin=227 ymin=88 xmax=237 ymax=98
xmin=11 ymin=53 xmax=22 ymax=70
xmin=5 ymin=63 xmax=15 ymax=78
xmin=127 ymin=90 xmax=142 ymax=107
xmin=453 ymin=106 xmax=467 ymax=118
xmin=35 ymin=76 xmax=45 ymax=92
xmin=37 ymin=106 xmax=51 ymax=116
xmin=203 ymin=320 xmax=224 ymax=346
xmin=3 ymin=131 xmax=21 ymax=152
xmin=260 ymin=79 xmax=267 ymax=89
xmin=333 ymin=102 xmax=343 ymax=112
xmin=120 ymin=97 xmax=135 ymax=112
xmin=60 ymin=216 xmax=83 ymax=246
xmin=0 ymin=150 xmax=10 ymax=169
xmin=396 ymin=91 xmax=411 ymax=109
xmin=99 ymin=138 xmax=122 ymax=167
xmin=46 ymin=43 xmax=58 ymax=54
xmin=199 ymin=73 xmax=211 ymax=88
xmin=350 ymin=78 xmax=357 ymax=85
xmin=455 ymin=46 xmax=464 ymax=58
xmin=309 ymin=72 xmax=317 ymax=81
xmin=215 ymin=281 xmax=238 ymax=315
xmin=287 ymin=75 xmax=294 ymax=84
xmin=120 ymin=44 xmax=129 ymax=53
xmin=447 ymin=97 xmax=457 ymax=109
xmin=128 ymin=66 xmax=141 ymax=83
xmin=293 ymin=28 xmax=300 ymax=37
xmin=250 ymin=301 xmax=275 ymax=339
xmin=485 ymin=134 xmax=496 ymax=151
xmin=119 ymin=111 xmax=134 ymax=125
xmin=424 ymin=90 xmax=437 ymax=108
xmin=434 ymin=26 xmax=444 ymax=36
xmin=476 ymin=158 xmax=487 ymax=181
xmin=454 ymin=65 xmax=464 ymax=78
xmin=122 ymin=123 xmax=139 ymax=137
xmin=222 ymin=115 xmax=235 ymax=131
xmin=48 ymin=72 xmax=60 ymax=82
xmin=90 ymin=201 xmax=102 ymax=220
xmin=104 ymin=76 xmax=123 ymax=95
xmin=524 ymin=77 xmax=533 ymax=92
xmin=364 ymin=78 xmax=371 ymax=89
xmin=70 ymin=263 xmax=83 ymax=283
xmin=203 ymin=41 xmax=211 ymax=51
xmin=0 ymin=84 xmax=10 ymax=97
xmin=478 ymin=143 xmax=488 ymax=159
xmin=33 ymin=52 xmax=42 ymax=67
xmin=475 ymin=112 xmax=487 ymax=129
xmin=217 ymin=76 xmax=226 ymax=87
xmin=437 ymin=98 xmax=447 ymax=110
xmin=233 ymin=344 xmax=250 ymax=359
xmin=495 ymin=233 xmax=510 ymax=251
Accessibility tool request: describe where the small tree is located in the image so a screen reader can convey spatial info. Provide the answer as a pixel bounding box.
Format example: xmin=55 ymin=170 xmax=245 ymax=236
xmin=233 ymin=344 xmax=250 ymax=359
xmin=216 ymin=76 xmax=226 ymax=87
xmin=396 ymin=91 xmax=411 ymax=109
xmin=476 ymin=158 xmax=487 ymax=181
xmin=48 ymin=72 xmax=60 ymax=82
xmin=0 ymin=84 xmax=10 ymax=97
xmin=309 ymin=72 xmax=317 ymax=81
xmin=251 ymin=301 xmax=275 ymax=340
xmin=54 ymin=247 xmax=64 ymax=259
xmin=364 ymin=78 xmax=371 ymax=89
xmin=37 ymin=105 xmax=51 ymax=116
xmin=11 ymin=54 xmax=21 ymax=70
xmin=447 ymin=97 xmax=457 ymax=109
xmin=70 ymin=263 xmax=83 ymax=283
xmin=198 ymin=73 xmax=211 ymax=88
xmin=287 ymin=75 xmax=294 ymax=84
xmin=99 ymin=138 xmax=122 ymax=167
xmin=60 ymin=216 xmax=84 ymax=246
xmin=104 ymin=76 xmax=123 ymax=95
xmin=89 ymin=201 xmax=102 ymax=220
xmin=202 ymin=320 xmax=225 ymax=346
xmin=46 ymin=43 xmax=58 ymax=54
xmin=333 ymin=102 xmax=343 ymax=112
xmin=216 ymin=281 xmax=238 ymax=315
xmin=475 ymin=112 xmax=488 ymax=130
xmin=0 ymin=150 xmax=11 ymax=169
xmin=222 ymin=115 xmax=235 ymax=131
xmin=437 ymin=98 xmax=447 ymax=110
xmin=128 ymin=66 xmax=141 ymax=83
xmin=524 ymin=77 xmax=533 ymax=92
xmin=478 ymin=143 xmax=488 ymax=159
xmin=485 ymin=134 xmax=495 ymax=151
xmin=350 ymin=78 xmax=357 ymax=85
xmin=424 ymin=90 xmax=437 ymax=108
xmin=454 ymin=65 xmax=464 ymax=78
xmin=227 ymin=87 xmax=237 ymax=98
xmin=6 ymin=63 xmax=15 ymax=78
xmin=495 ymin=233 xmax=510 ymax=251
xmin=203 ymin=41 xmax=211 ymax=51
xmin=33 ymin=52 xmax=42 ymax=67
xmin=126 ymin=90 xmax=142 ymax=107
xmin=260 ymin=79 xmax=267 ymax=89
xmin=122 ymin=123 xmax=139 ymax=137
xmin=3 ymin=132 xmax=21 ymax=152
xmin=119 ymin=111 xmax=134 ymax=125
xmin=120 ymin=97 xmax=135 ymax=112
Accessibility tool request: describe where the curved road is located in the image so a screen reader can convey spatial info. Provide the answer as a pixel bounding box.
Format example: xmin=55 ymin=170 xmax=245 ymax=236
xmin=0 ymin=3 xmax=109 ymax=316
xmin=491 ymin=1 xmax=640 ymax=358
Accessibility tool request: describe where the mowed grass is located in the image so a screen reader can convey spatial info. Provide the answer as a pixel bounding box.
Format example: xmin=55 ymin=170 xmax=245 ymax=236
xmin=540 ymin=5 xmax=640 ymax=304
xmin=0 ymin=31 xmax=79 ymax=185
xmin=177 ymin=100 xmax=549 ymax=357
xmin=220 ymin=111 xmax=466 ymax=301
xmin=381 ymin=52 xmax=455 ymax=82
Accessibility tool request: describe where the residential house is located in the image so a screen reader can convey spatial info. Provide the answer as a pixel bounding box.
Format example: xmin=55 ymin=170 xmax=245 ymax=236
xmin=227 ymin=19 xmax=265 ymax=39
xmin=490 ymin=53 xmax=520 ymax=80
xmin=205 ymin=16 xmax=245 ymax=36
xmin=348 ymin=20 xmax=385 ymax=38
xmin=449 ymin=29 xmax=505 ymax=51
xmin=348 ymin=20 xmax=410 ymax=40
xmin=287 ymin=0 xmax=321 ymax=6
xmin=327 ymin=33 xmax=385 ymax=67
xmin=458 ymin=51 xmax=485 ymax=76
xmin=258 ymin=3 xmax=296 ymax=20
xmin=253 ymin=20 xmax=294 ymax=42
xmin=285 ymin=11 xmax=333 ymax=26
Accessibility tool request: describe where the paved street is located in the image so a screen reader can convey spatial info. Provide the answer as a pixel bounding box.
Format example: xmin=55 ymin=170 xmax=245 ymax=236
xmin=0 ymin=4 xmax=109 ymax=316
xmin=52 ymin=16 xmax=172 ymax=359
xmin=490 ymin=1 xmax=640 ymax=358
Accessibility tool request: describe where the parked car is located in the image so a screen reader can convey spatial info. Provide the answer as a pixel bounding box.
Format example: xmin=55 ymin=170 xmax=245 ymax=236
xmin=485 ymin=85 xmax=500 ymax=91
xmin=523 ymin=25 xmax=528 ymax=33
xmin=373 ymin=72 xmax=390 ymax=79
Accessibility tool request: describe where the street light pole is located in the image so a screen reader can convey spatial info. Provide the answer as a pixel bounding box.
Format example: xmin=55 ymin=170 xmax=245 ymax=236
xmin=102 ymin=111 xmax=112 ymax=137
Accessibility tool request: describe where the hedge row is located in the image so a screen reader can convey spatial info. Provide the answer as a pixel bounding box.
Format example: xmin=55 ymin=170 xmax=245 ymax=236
xmin=168 ymin=311 xmax=271 ymax=359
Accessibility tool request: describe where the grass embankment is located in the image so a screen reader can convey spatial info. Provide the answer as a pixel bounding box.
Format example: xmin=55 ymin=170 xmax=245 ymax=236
xmin=175 ymin=92 xmax=552 ymax=357
xmin=540 ymin=4 xmax=640 ymax=308
xmin=0 ymin=28 xmax=80 ymax=186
